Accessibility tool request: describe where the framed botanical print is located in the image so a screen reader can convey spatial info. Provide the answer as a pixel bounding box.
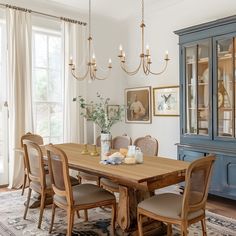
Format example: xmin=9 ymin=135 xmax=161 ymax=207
xmin=125 ymin=86 xmax=151 ymax=123
xmin=153 ymin=86 xmax=179 ymax=116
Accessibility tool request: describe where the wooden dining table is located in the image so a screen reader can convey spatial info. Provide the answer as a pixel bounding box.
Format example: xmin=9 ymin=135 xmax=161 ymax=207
xmin=54 ymin=143 xmax=189 ymax=234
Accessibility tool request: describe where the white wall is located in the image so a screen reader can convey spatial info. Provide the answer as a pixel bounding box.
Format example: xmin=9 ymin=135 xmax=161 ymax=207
xmin=2 ymin=0 xmax=236 ymax=157
xmin=122 ymin=0 xmax=236 ymax=159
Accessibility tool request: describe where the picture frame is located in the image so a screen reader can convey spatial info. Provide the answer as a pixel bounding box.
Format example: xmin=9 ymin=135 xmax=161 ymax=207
xmin=107 ymin=105 xmax=120 ymax=120
xmin=85 ymin=104 xmax=93 ymax=120
xmin=125 ymin=86 xmax=151 ymax=123
xmin=153 ymin=86 xmax=179 ymax=116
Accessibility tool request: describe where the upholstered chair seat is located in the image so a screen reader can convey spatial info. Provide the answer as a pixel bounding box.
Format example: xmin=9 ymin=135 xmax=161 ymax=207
xmin=54 ymin=183 xmax=115 ymax=206
xmin=138 ymin=193 xmax=204 ymax=220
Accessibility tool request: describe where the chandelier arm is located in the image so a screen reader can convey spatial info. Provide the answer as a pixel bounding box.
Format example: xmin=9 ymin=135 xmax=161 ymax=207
xmin=93 ymin=70 xmax=111 ymax=80
xmin=120 ymin=58 xmax=143 ymax=76
xmin=71 ymin=66 xmax=90 ymax=81
xmin=147 ymin=60 xmax=169 ymax=76
xmin=142 ymin=58 xmax=150 ymax=75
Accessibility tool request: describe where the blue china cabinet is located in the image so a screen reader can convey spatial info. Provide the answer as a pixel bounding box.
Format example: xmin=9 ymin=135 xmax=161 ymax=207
xmin=175 ymin=15 xmax=236 ymax=200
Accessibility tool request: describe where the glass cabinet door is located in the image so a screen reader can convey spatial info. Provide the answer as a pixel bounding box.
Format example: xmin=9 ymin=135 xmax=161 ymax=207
xmin=185 ymin=40 xmax=210 ymax=135
xmin=216 ymin=37 xmax=236 ymax=137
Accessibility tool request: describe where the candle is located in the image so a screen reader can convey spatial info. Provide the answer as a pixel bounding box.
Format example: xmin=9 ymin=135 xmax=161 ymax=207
xmin=69 ymin=56 xmax=73 ymax=65
xmin=119 ymin=44 xmax=123 ymax=55
xmin=83 ymin=117 xmax=87 ymax=144
xmin=93 ymin=123 xmax=97 ymax=145
xmin=146 ymin=44 xmax=150 ymax=55
xmin=165 ymin=51 xmax=169 ymax=60
xmin=108 ymin=58 xmax=112 ymax=68
xmin=92 ymin=53 xmax=96 ymax=63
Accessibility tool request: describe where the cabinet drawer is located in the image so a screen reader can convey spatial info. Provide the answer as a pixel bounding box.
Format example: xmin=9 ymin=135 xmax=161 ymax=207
xmin=178 ymin=149 xmax=205 ymax=162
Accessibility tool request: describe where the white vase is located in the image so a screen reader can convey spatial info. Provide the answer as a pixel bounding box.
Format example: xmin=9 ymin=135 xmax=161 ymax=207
xmin=100 ymin=133 xmax=112 ymax=160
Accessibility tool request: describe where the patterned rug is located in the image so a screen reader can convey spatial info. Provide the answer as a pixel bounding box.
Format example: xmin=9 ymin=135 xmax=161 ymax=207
xmin=0 ymin=190 xmax=236 ymax=236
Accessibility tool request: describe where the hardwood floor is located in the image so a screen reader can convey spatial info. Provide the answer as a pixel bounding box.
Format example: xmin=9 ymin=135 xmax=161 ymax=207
xmin=207 ymin=194 xmax=236 ymax=219
xmin=0 ymin=186 xmax=235 ymax=219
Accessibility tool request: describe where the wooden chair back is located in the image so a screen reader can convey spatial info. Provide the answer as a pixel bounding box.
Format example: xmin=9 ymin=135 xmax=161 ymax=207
xmin=181 ymin=155 xmax=216 ymax=219
xmin=112 ymin=134 xmax=132 ymax=149
xmin=45 ymin=144 xmax=73 ymax=206
xmin=21 ymin=132 xmax=43 ymax=147
xmin=134 ymin=135 xmax=158 ymax=156
xmin=23 ymin=140 xmax=46 ymax=188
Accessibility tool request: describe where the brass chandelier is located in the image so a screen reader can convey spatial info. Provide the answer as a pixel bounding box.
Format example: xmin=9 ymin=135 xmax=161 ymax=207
xmin=69 ymin=0 xmax=112 ymax=81
xmin=118 ymin=0 xmax=170 ymax=76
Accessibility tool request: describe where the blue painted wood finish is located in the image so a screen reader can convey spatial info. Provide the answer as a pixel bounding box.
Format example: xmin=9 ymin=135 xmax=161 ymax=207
xmin=175 ymin=15 xmax=236 ymax=200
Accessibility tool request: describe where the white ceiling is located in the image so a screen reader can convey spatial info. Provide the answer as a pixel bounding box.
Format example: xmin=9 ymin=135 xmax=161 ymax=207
xmin=38 ymin=0 xmax=182 ymax=21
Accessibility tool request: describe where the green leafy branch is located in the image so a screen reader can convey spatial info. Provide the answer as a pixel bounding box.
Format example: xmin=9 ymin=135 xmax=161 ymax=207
xmin=73 ymin=93 xmax=125 ymax=133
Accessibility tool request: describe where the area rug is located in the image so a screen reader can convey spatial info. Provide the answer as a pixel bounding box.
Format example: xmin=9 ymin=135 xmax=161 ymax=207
xmin=0 ymin=190 xmax=236 ymax=236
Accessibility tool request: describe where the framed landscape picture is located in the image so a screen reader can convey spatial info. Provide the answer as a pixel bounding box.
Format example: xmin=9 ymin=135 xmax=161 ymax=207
xmin=125 ymin=86 xmax=151 ymax=123
xmin=153 ymin=86 xmax=179 ymax=116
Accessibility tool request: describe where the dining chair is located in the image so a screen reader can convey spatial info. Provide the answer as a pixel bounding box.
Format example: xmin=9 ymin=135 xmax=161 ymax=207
xmin=100 ymin=134 xmax=132 ymax=193
xmin=20 ymin=132 xmax=44 ymax=195
xmin=23 ymin=140 xmax=53 ymax=229
xmin=137 ymin=155 xmax=216 ymax=236
xmin=134 ymin=135 xmax=158 ymax=156
xmin=45 ymin=144 xmax=116 ymax=236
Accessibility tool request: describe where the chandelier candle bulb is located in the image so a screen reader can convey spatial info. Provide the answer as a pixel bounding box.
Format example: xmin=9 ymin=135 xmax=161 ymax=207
xmin=69 ymin=57 xmax=73 ymax=65
xmin=92 ymin=53 xmax=96 ymax=63
xmin=119 ymin=45 xmax=123 ymax=55
xmin=146 ymin=45 xmax=150 ymax=55
xmin=165 ymin=51 xmax=169 ymax=60
xmin=108 ymin=58 xmax=112 ymax=68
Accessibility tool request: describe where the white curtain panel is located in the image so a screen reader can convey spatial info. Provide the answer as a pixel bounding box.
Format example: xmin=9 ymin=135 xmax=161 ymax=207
xmin=6 ymin=8 xmax=33 ymax=188
xmin=62 ymin=20 xmax=87 ymax=144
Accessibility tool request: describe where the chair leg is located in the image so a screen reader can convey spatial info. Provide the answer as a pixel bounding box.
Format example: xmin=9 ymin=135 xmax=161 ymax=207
xmin=137 ymin=211 xmax=144 ymax=236
xmin=111 ymin=203 xmax=116 ymax=235
xmin=76 ymin=210 xmax=80 ymax=218
xmin=180 ymin=223 xmax=188 ymax=236
xmin=49 ymin=203 xmax=56 ymax=234
xmin=23 ymin=188 xmax=32 ymax=219
xmin=167 ymin=223 xmax=172 ymax=236
xmin=67 ymin=208 xmax=74 ymax=236
xmin=38 ymin=192 xmax=46 ymax=228
xmin=84 ymin=209 xmax=88 ymax=222
xmin=201 ymin=219 xmax=207 ymax=236
xmin=21 ymin=174 xmax=27 ymax=196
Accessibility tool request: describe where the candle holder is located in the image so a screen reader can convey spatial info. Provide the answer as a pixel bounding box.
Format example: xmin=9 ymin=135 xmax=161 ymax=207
xmin=81 ymin=144 xmax=89 ymax=155
xmin=90 ymin=144 xmax=99 ymax=156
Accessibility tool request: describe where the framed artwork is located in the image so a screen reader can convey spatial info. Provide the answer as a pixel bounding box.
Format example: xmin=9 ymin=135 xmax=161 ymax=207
xmin=107 ymin=105 xmax=120 ymax=120
xmin=125 ymin=86 xmax=151 ymax=123
xmin=85 ymin=104 xmax=93 ymax=120
xmin=153 ymin=86 xmax=179 ymax=116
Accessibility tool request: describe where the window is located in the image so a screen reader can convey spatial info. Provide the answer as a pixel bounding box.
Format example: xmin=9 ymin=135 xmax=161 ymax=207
xmin=0 ymin=20 xmax=8 ymax=185
xmin=32 ymin=28 xmax=63 ymax=144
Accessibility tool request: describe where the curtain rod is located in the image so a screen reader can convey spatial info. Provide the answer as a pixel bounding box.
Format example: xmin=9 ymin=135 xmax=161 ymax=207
xmin=0 ymin=3 xmax=87 ymax=26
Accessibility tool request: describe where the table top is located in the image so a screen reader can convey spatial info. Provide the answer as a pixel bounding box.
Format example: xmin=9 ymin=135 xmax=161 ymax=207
xmin=55 ymin=143 xmax=189 ymax=191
